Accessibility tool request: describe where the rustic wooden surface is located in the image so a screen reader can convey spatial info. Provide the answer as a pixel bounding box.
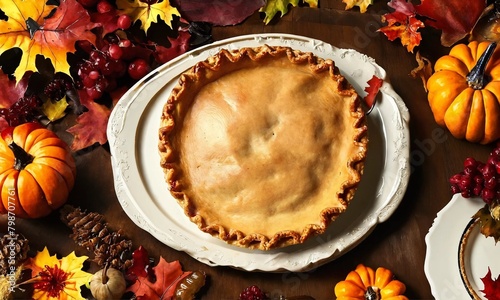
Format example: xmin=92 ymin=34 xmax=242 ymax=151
xmin=1 ymin=1 xmax=494 ymax=299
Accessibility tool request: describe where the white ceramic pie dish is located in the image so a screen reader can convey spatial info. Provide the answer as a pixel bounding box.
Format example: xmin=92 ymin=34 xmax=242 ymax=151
xmin=425 ymin=194 xmax=500 ymax=299
xmin=107 ymin=33 xmax=411 ymax=272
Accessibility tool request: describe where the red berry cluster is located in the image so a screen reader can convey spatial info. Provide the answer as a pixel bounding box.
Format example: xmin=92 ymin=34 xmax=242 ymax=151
xmin=75 ymin=38 xmax=152 ymax=99
xmin=73 ymin=1 xmax=152 ymax=100
xmin=44 ymin=77 xmax=74 ymax=101
xmin=450 ymin=142 xmax=500 ymax=205
xmin=0 ymin=95 xmax=42 ymax=126
xmin=239 ymin=285 xmax=268 ymax=300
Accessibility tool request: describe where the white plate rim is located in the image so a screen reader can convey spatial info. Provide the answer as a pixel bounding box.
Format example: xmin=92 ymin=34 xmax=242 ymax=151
xmin=425 ymin=194 xmax=500 ymax=300
xmin=107 ymin=33 xmax=411 ymax=272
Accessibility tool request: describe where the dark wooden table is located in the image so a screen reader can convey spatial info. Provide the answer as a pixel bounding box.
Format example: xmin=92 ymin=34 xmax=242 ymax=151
xmin=1 ymin=1 xmax=494 ymax=299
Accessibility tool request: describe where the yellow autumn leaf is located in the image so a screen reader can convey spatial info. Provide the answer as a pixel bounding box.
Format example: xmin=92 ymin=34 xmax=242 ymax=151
xmin=0 ymin=0 xmax=98 ymax=81
xmin=117 ymin=0 xmax=180 ymax=32
xmin=304 ymin=0 xmax=318 ymax=8
xmin=260 ymin=0 xmax=318 ymax=24
xmin=26 ymin=247 xmax=92 ymax=300
xmin=342 ymin=0 xmax=373 ymax=13
xmin=42 ymin=97 xmax=69 ymax=122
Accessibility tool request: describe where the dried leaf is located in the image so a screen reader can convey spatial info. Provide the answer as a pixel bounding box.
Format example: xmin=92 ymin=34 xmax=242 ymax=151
xmin=378 ymin=0 xmax=424 ymax=53
xmin=116 ymin=0 xmax=181 ymax=32
xmin=410 ymin=51 xmax=433 ymax=92
xmin=473 ymin=205 xmax=500 ymax=243
xmin=415 ymin=0 xmax=487 ymax=47
xmin=172 ymin=0 xmax=265 ymax=26
xmin=24 ymin=247 xmax=91 ymax=300
xmin=470 ymin=4 xmax=500 ymax=43
xmin=342 ymin=0 xmax=373 ymax=13
xmin=126 ymin=257 xmax=191 ymax=299
xmin=0 ymin=0 xmax=98 ymax=81
xmin=481 ymin=267 xmax=500 ymax=300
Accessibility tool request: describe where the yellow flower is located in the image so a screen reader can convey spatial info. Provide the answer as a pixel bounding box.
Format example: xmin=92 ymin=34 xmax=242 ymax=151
xmin=27 ymin=247 xmax=91 ymax=300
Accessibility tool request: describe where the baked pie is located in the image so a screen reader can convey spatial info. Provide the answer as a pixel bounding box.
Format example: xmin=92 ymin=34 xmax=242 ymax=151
xmin=158 ymin=45 xmax=368 ymax=250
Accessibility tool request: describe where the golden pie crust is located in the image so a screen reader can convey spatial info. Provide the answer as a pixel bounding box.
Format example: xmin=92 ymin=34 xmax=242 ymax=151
xmin=158 ymin=45 xmax=368 ymax=250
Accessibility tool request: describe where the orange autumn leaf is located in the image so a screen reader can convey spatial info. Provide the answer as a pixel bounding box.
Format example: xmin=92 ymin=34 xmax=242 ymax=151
xmin=0 ymin=0 xmax=98 ymax=81
xmin=378 ymin=0 xmax=424 ymax=53
xmin=379 ymin=14 xmax=424 ymax=53
xmin=126 ymin=257 xmax=191 ymax=299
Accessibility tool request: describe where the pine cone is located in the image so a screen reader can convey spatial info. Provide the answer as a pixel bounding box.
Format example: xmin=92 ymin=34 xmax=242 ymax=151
xmin=0 ymin=233 xmax=29 ymax=276
xmin=60 ymin=205 xmax=133 ymax=271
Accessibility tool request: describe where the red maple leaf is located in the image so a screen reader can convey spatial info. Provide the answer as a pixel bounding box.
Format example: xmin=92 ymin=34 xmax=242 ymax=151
xmin=126 ymin=257 xmax=191 ymax=299
xmin=91 ymin=10 xmax=120 ymax=37
xmin=66 ymin=90 xmax=111 ymax=150
xmin=364 ymin=75 xmax=383 ymax=112
xmin=481 ymin=267 xmax=500 ymax=300
xmin=0 ymin=70 xmax=31 ymax=109
xmin=379 ymin=0 xmax=424 ymax=53
xmin=0 ymin=70 xmax=33 ymax=131
xmin=153 ymin=30 xmax=191 ymax=64
xmin=66 ymin=86 xmax=126 ymax=151
xmin=415 ymin=0 xmax=487 ymax=47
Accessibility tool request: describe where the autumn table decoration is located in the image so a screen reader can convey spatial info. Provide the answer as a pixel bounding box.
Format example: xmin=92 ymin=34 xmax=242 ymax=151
xmin=426 ymin=41 xmax=500 ymax=145
xmin=60 ymin=205 xmax=208 ymax=299
xmin=60 ymin=205 xmax=134 ymax=271
xmin=89 ymin=265 xmax=127 ymax=300
xmin=334 ymin=264 xmax=408 ymax=300
xmin=449 ymin=142 xmax=500 ymax=299
xmin=22 ymin=247 xmax=92 ymax=300
xmin=449 ymin=141 xmax=500 ymax=241
xmin=0 ymin=122 xmax=76 ymax=218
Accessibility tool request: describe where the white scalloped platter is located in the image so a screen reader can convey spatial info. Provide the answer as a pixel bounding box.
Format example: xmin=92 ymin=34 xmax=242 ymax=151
xmin=425 ymin=194 xmax=500 ymax=300
xmin=107 ymin=33 xmax=410 ymax=272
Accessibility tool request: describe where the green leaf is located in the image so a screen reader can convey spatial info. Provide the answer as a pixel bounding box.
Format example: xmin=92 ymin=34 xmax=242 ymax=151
xmin=260 ymin=0 xmax=318 ymax=24
xmin=260 ymin=0 xmax=299 ymax=24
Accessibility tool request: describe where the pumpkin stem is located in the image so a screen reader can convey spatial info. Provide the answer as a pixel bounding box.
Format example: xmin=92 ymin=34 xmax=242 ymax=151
xmin=365 ymin=286 xmax=380 ymax=300
xmin=8 ymin=142 xmax=34 ymax=171
xmin=466 ymin=42 xmax=497 ymax=90
xmin=102 ymin=263 xmax=109 ymax=285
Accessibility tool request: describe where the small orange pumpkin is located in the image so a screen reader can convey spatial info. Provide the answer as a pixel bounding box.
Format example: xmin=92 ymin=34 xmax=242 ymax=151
xmin=426 ymin=41 xmax=500 ymax=144
xmin=0 ymin=122 xmax=76 ymax=218
xmin=334 ymin=264 xmax=408 ymax=300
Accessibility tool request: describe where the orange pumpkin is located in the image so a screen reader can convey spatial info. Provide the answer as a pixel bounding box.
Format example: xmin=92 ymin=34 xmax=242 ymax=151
xmin=334 ymin=264 xmax=408 ymax=300
xmin=0 ymin=122 xmax=76 ymax=218
xmin=426 ymin=41 xmax=500 ymax=144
